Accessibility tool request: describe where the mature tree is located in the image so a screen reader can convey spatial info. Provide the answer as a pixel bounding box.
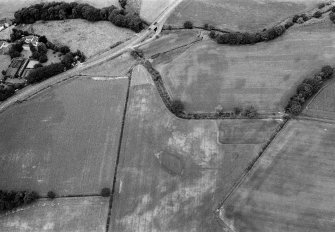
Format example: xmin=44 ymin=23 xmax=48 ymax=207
xmin=39 ymin=54 xmax=48 ymax=63
xmin=171 ymin=100 xmax=184 ymax=113
xmin=321 ymin=65 xmax=334 ymax=79
xmin=119 ymin=0 xmax=127 ymax=8
xmin=101 ymin=188 xmax=111 ymax=197
xmin=184 ymin=21 xmax=193 ymax=29
xmin=61 ymin=53 xmax=75 ymax=68
xmin=37 ymin=43 xmax=48 ymax=54
xmin=38 ymin=35 xmax=48 ymax=44
xmin=47 ymin=191 xmax=56 ymax=199
xmin=59 ymin=45 xmax=70 ymax=55
xmin=313 ymin=11 xmax=322 ymax=18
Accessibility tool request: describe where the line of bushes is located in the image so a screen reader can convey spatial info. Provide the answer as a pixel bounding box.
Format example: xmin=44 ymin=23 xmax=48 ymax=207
xmin=285 ymin=65 xmax=334 ymax=115
xmin=330 ymin=6 xmax=335 ymax=23
xmin=0 ymin=190 xmax=39 ymax=212
xmin=206 ymin=3 xmax=332 ymax=46
xmin=14 ymin=1 xmax=144 ymax=32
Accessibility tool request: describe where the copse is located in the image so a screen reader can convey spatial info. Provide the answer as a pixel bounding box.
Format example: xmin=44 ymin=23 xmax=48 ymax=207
xmin=14 ymin=2 xmax=144 ymax=32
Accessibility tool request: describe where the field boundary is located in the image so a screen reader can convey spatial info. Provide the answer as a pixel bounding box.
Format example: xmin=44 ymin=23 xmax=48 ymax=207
xmin=141 ymin=59 xmax=283 ymax=120
xmin=105 ymin=69 xmax=133 ymax=232
xmin=214 ymin=118 xmax=290 ymax=225
xmin=163 ymin=1 xmax=335 ymax=46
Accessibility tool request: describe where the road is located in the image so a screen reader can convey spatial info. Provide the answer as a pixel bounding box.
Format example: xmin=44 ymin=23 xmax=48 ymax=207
xmin=0 ymin=0 xmax=183 ymax=113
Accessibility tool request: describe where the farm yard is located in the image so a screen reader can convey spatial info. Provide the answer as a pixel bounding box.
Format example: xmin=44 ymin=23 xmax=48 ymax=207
xmin=0 ymin=197 xmax=109 ymax=232
xmin=166 ymin=0 xmax=323 ymax=31
xmin=107 ymin=66 xmax=282 ymax=232
xmin=220 ymin=120 xmax=335 ymax=232
xmin=304 ymin=80 xmax=335 ymax=120
xmin=0 ymin=76 xmax=128 ymax=196
xmin=153 ymin=20 xmax=335 ymax=114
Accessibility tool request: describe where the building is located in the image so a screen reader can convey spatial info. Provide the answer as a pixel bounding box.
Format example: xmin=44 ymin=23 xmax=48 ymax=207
xmin=5 ymin=58 xmax=29 ymax=78
xmin=0 ymin=18 xmax=13 ymax=31
xmin=0 ymin=41 xmax=9 ymax=49
xmin=24 ymin=36 xmax=39 ymax=47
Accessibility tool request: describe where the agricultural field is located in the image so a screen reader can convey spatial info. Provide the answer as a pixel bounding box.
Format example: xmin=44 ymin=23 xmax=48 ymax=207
xmin=220 ymin=119 xmax=335 ymax=232
xmin=304 ymin=80 xmax=335 ymax=120
xmin=154 ymin=20 xmax=335 ymax=114
xmin=0 ymin=197 xmax=109 ymax=232
xmin=0 ymin=0 xmax=119 ymax=19
xmin=166 ymin=0 xmax=322 ymax=31
xmin=0 ymin=76 xmax=128 ymax=196
xmin=108 ymin=65 xmax=282 ymax=232
xmin=82 ymin=53 xmax=136 ymax=77
xmin=29 ymin=19 xmax=134 ymax=58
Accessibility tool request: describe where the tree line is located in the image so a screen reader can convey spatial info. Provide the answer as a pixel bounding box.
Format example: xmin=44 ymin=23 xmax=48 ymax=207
xmin=14 ymin=1 xmax=144 ymax=32
xmin=285 ymin=65 xmax=334 ymax=115
xmin=0 ymin=190 xmax=39 ymax=212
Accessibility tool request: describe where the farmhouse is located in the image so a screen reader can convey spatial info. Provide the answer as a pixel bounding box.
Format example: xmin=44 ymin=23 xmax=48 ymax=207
xmin=24 ymin=35 xmax=39 ymax=46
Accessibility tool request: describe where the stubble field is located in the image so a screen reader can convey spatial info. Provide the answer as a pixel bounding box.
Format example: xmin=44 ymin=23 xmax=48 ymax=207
xmin=0 ymin=76 xmax=128 ymax=196
xmin=220 ymin=119 xmax=335 ymax=232
xmin=108 ymin=65 xmax=282 ymax=232
xmin=154 ymin=20 xmax=335 ymax=114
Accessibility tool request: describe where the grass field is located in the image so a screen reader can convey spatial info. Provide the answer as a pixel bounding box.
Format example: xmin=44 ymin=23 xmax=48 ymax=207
xmin=304 ymin=80 xmax=335 ymax=120
xmin=0 ymin=197 xmax=109 ymax=232
xmin=29 ymin=19 xmax=134 ymax=58
xmin=0 ymin=0 xmax=119 ymax=19
xmin=154 ymin=20 xmax=335 ymax=114
xmin=166 ymin=0 xmax=321 ymax=31
xmin=108 ymin=65 xmax=281 ymax=232
xmin=220 ymin=119 xmax=335 ymax=232
xmin=0 ymin=76 xmax=128 ymax=196
xmin=82 ymin=53 xmax=136 ymax=76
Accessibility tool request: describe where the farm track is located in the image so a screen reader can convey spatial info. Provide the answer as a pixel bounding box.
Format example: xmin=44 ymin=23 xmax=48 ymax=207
xmin=105 ymin=70 xmax=132 ymax=232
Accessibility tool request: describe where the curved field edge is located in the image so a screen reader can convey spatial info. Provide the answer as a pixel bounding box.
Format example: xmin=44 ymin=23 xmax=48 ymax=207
xmin=152 ymin=20 xmax=335 ymax=115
